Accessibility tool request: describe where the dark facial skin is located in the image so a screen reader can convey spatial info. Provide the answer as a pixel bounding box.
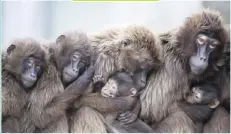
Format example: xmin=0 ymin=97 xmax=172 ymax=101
xmin=62 ymin=51 xmax=86 ymax=84
xmin=101 ymin=72 xmax=134 ymax=98
xmin=101 ymin=69 xmax=150 ymax=98
xmin=186 ymin=84 xmax=220 ymax=106
xmin=189 ymin=33 xmax=221 ymax=75
xmin=21 ymin=56 xmax=44 ymax=89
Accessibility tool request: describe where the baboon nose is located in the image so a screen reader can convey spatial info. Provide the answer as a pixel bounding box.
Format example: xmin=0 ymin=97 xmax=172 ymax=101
xmin=199 ymin=57 xmax=206 ymax=62
xmin=31 ymin=74 xmax=36 ymax=79
xmin=73 ymin=68 xmax=78 ymax=72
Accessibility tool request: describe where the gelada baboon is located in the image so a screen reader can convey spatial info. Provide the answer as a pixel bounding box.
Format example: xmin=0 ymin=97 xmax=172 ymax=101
xmin=203 ymin=44 xmax=230 ymax=133
xmin=139 ymin=9 xmax=228 ymax=132
xmin=26 ymin=31 xmax=94 ymax=133
xmin=70 ymin=25 xmax=162 ymax=132
xmin=71 ymin=69 xmax=153 ymax=133
xmin=2 ymin=38 xmax=46 ymax=133
xmin=103 ymin=70 xmax=154 ymax=133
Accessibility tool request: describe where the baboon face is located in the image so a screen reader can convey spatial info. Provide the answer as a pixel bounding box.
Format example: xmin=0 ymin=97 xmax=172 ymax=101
xmin=186 ymin=84 xmax=220 ymax=109
xmin=189 ymin=33 xmax=222 ymax=75
xmin=62 ymin=50 xmax=86 ymax=83
xmin=54 ymin=33 xmax=91 ymax=85
xmin=5 ymin=39 xmax=46 ymax=89
xmin=101 ymin=72 xmax=136 ymax=98
xmin=178 ymin=10 xmax=227 ymax=75
xmin=21 ymin=56 xmax=44 ymax=88
xmin=186 ymin=87 xmax=204 ymax=104
xmin=101 ymin=68 xmax=150 ymax=98
xmin=116 ymin=26 xmax=158 ymax=73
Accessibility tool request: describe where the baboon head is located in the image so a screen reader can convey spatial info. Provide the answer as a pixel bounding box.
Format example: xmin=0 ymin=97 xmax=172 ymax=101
xmin=4 ymin=38 xmax=46 ymax=90
xmin=50 ymin=31 xmax=91 ymax=86
xmin=92 ymin=25 xmax=162 ymax=84
xmin=177 ymin=9 xmax=228 ymax=75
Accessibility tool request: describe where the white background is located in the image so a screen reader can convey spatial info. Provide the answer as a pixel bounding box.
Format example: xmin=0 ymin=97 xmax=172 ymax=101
xmin=1 ymin=1 xmax=230 ymax=49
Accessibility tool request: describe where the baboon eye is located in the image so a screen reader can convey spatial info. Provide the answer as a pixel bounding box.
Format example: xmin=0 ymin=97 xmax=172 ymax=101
xmin=123 ymin=39 xmax=130 ymax=47
xmin=72 ymin=54 xmax=79 ymax=61
xmin=195 ymin=93 xmax=201 ymax=99
xmin=36 ymin=65 xmax=40 ymax=70
xmin=27 ymin=59 xmax=33 ymax=67
xmin=197 ymin=36 xmax=206 ymax=45
xmin=124 ymin=42 xmax=128 ymax=46
xmin=210 ymin=41 xmax=219 ymax=49
xmin=209 ymin=44 xmax=216 ymax=49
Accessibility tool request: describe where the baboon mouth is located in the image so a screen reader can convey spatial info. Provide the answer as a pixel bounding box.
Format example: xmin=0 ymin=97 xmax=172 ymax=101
xmin=23 ymin=78 xmax=36 ymax=83
xmin=64 ymin=72 xmax=75 ymax=78
xmin=101 ymin=92 xmax=109 ymax=97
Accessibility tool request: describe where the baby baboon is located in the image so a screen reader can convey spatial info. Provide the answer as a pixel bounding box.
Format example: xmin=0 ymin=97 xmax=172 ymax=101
xmin=71 ymin=69 xmax=153 ymax=133
xmin=140 ymin=9 xmax=228 ymax=133
xmin=2 ymin=38 xmax=46 ymax=133
xmin=151 ymin=83 xmax=221 ymax=133
xmin=70 ymin=25 xmax=162 ymax=132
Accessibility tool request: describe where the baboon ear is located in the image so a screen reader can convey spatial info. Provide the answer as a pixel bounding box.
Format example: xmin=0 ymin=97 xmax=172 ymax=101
xmin=208 ymin=99 xmax=220 ymax=109
xmin=56 ymin=35 xmax=65 ymax=44
xmin=129 ymin=88 xmax=137 ymax=97
xmin=7 ymin=44 xmax=16 ymax=54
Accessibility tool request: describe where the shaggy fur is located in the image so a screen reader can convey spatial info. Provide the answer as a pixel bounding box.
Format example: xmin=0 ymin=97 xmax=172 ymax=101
xmin=203 ymin=38 xmax=230 ymax=133
xmin=27 ymin=55 xmax=69 ymax=132
xmin=70 ymin=25 xmax=162 ymax=132
xmin=140 ymin=9 xmax=228 ymax=132
xmin=91 ymin=25 xmax=162 ymax=83
xmin=203 ymin=107 xmax=230 ymax=132
xmin=47 ymin=31 xmax=95 ymax=133
xmin=2 ymin=38 xmax=45 ymax=132
xmin=50 ymin=31 xmax=91 ymax=75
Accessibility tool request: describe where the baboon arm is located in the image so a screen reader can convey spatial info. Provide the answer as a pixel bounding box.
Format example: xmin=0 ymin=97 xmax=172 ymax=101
xmin=74 ymin=94 xmax=137 ymax=113
xmin=93 ymin=53 xmax=116 ymax=84
xmin=116 ymin=101 xmax=141 ymax=124
xmin=45 ymin=66 xmax=95 ymax=112
xmin=65 ymin=65 xmax=95 ymax=92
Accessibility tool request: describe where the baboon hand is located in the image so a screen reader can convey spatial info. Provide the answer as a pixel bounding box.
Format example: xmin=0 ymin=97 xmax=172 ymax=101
xmin=93 ymin=74 xmax=104 ymax=84
xmin=116 ymin=111 xmax=137 ymax=124
xmin=65 ymin=65 xmax=95 ymax=92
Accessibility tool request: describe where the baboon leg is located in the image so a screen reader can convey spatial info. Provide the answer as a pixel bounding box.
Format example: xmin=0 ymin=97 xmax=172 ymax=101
xmin=2 ymin=117 xmax=20 ymax=133
xmin=40 ymin=115 xmax=68 ymax=133
xmin=70 ymin=106 xmax=107 ymax=133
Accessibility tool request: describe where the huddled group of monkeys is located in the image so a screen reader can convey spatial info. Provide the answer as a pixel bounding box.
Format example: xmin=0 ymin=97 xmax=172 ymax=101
xmin=2 ymin=9 xmax=230 ymax=133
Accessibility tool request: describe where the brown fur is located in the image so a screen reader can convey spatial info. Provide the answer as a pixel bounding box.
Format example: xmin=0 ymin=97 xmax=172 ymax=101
xmin=51 ymin=31 xmax=91 ymax=74
xmin=28 ymin=31 xmax=93 ymax=132
xmin=70 ymin=25 xmax=162 ymax=132
xmin=202 ymin=33 xmax=230 ymax=133
xmin=27 ymin=57 xmax=68 ymax=132
xmin=70 ymin=106 xmax=107 ymax=133
xmin=140 ymin=9 xmax=228 ymax=132
xmin=203 ymin=107 xmax=230 ymax=132
xmin=2 ymin=38 xmax=45 ymax=133
xmin=47 ymin=31 xmax=95 ymax=133
xmin=70 ymin=93 xmax=138 ymax=133
xmin=12 ymin=40 xmax=73 ymax=133
xmin=91 ymin=25 xmax=162 ymax=83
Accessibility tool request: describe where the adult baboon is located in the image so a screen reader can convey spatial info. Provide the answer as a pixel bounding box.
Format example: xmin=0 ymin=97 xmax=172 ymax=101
xmin=70 ymin=25 xmax=162 ymax=132
xmin=2 ymin=38 xmax=46 ymax=133
xmin=203 ymin=41 xmax=230 ymax=133
xmin=139 ymin=9 xmax=228 ymax=132
xmin=26 ymin=31 xmax=94 ymax=133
